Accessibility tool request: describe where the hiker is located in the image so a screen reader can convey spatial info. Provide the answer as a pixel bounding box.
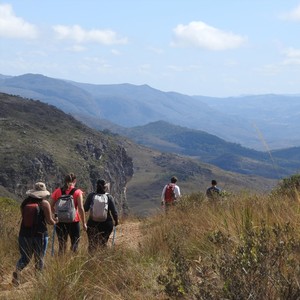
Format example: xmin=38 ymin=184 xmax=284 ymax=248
xmin=49 ymin=173 xmax=87 ymax=255
xmin=161 ymin=176 xmax=181 ymax=211
xmin=84 ymin=179 xmax=118 ymax=253
xmin=12 ymin=182 xmax=58 ymax=286
xmin=206 ymin=179 xmax=221 ymax=200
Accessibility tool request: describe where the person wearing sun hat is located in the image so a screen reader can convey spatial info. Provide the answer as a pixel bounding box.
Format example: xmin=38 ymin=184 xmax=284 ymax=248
xmin=84 ymin=179 xmax=118 ymax=253
xmin=12 ymin=182 xmax=58 ymax=286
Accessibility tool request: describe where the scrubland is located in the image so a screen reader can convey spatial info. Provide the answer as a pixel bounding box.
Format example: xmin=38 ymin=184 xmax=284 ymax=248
xmin=1 ymin=175 xmax=300 ymax=299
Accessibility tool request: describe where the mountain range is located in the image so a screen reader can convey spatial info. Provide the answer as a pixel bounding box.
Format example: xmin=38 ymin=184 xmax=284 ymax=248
xmin=1 ymin=73 xmax=300 ymax=152
xmin=113 ymin=121 xmax=300 ymax=179
xmin=0 ymin=73 xmax=299 ymax=181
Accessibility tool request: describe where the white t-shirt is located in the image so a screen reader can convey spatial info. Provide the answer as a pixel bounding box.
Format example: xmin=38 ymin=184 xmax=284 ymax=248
xmin=161 ymin=184 xmax=181 ymax=201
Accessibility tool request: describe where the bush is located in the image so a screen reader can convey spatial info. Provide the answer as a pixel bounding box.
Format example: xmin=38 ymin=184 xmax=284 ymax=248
xmin=273 ymin=174 xmax=300 ymax=199
xmin=196 ymin=209 xmax=300 ymax=299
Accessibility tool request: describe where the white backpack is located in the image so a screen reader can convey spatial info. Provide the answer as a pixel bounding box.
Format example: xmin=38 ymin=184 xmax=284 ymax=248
xmin=90 ymin=193 xmax=108 ymax=222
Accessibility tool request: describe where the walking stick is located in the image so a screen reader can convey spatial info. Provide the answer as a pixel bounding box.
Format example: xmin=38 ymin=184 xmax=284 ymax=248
xmin=111 ymin=226 xmax=116 ymax=247
xmin=51 ymin=224 xmax=56 ymax=256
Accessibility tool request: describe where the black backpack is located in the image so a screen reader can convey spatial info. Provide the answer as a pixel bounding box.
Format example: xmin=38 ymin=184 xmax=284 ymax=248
xmin=206 ymin=187 xmax=220 ymax=199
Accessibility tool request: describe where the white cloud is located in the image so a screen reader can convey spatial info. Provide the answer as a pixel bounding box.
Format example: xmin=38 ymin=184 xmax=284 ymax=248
xmin=167 ymin=64 xmax=201 ymax=72
xmin=67 ymin=45 xmax=87 ymax=52
xmin=83 ymin=56 xmax=112 ymax=68
xmin=282 ymin=47 xmax=300 ymax=65
xmin=284 ymin=47 xmax=300 ymax=58
xmin=148 ymin=46 xmax=164 ymax=55
xmin=139 ymin=64 xmax=151 ymax=73
xmin=171 ymin=21 xmax=247 ymax=51
xmin=53 ymin=24 xmax=128 ymax=45
xmin=258 ymin=64 xmax=281 ymax=76
xmin=257 ymin=47 xmax=300 ymax=77
xmin=281 ymin=4 xmax=300 ymax=21
xmin=224 ymin=59 xmax=239 ymax=67
xmin=111 ymin=49 xmax=121 ymax=56
xmin=0 ymin=4 xmax=38 ymax=39
xmin=167 ymin=65 xmax=184 ymax=72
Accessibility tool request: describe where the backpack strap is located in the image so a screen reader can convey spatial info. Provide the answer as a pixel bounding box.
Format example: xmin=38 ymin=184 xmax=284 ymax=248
xmin=60 ymin=187 xmax=77 ymax=195
xmin=69 ymin=188 xmax=77 ymax=195
xmin=166 ymin=183 xmax=175 ymax=193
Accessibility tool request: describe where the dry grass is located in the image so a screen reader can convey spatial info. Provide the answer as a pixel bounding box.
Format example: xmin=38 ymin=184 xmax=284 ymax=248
xmin=1 ymin=184 xmax=300 ymax=299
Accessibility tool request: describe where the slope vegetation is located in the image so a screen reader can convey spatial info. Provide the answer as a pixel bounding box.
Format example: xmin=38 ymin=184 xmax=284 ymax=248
xmin=0 ymin=93 xmax=133 ymax=213
xmin=119 ymin=121 xmax=300 ymax=179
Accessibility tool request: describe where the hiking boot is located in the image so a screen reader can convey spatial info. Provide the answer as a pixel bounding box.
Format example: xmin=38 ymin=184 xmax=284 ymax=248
xmin=12 ymin=271 xmax=20 ymax=287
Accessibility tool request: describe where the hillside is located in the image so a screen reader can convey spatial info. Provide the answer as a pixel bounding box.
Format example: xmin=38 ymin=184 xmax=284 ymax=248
xmin=0 ymin=93 xmax=277 ymax=216
xmin=115 ymin=121 xmax=300 ymax=179
xmin=116 ymin=136 xmax=276 ymax=216
xmin=0 ymin=93 xmax=133 ymax=214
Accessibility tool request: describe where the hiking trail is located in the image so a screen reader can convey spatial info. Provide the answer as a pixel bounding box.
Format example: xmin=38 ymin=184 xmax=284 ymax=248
xmin=0 ymin=221 xmax=143 ymax=299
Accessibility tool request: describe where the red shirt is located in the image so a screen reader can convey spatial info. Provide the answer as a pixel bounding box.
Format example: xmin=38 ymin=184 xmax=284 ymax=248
xmin=51 ymin=185 xmax=83 ymax=222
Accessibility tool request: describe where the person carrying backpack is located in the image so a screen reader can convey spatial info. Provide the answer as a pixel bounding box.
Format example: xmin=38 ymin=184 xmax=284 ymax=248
xmin=49 ymin=173 xmax=87 ymax=255
xmin=161 ymin=176 xmax=181 ymax=212
xmin=12 ymin=182 xmax=57 ymax=286
xmin=206 ymin=179 xmax=221 ymax=201
xmin=84 ymin=179 xmax=118 ymax=253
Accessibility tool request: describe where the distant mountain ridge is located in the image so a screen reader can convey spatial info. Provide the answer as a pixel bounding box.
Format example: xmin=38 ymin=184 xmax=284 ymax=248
xmin=2 ymin=73 xmax=299 ymax=150
xmin=113 ymin=120 xmax=300 ymax=179
xmin=197 ymin=95 xmax=300 ymax=150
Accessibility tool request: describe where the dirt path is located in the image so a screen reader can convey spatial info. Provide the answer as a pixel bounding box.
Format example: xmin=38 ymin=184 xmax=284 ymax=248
xmin=112 ymin=221 xmax=143 ymax=250
xmin=0 ymin=221 xmax=143 ymax=298
xmin=0 ymin=269 xmax=34 ymax=300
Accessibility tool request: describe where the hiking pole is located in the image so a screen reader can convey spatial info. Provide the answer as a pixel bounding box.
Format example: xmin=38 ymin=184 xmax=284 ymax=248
xmin=111 ymin=226 xmax=116 ymax=247
xmin=51 ymin=213 xmax=58 ymax=256
xmin=51 ymin=224 xmax=56 ymax=256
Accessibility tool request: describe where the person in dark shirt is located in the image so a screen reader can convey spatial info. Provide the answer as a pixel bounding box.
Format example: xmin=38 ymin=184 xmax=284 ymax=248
xmin=84 ymin=179 xmax=118 ymax=253
xmin=12 ymin=182 xmax=57 ymax=286
xmin=206 ymin=179 xmax=221 ymax=200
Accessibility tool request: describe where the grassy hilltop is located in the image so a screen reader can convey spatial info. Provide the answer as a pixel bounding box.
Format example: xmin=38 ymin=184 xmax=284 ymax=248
xmin=1 ymin=175 xmax=300 ymax=299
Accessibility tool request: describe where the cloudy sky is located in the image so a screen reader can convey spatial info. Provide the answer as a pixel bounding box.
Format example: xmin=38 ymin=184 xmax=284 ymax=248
xmin=1 ymin=1 xmax=300 ymax=97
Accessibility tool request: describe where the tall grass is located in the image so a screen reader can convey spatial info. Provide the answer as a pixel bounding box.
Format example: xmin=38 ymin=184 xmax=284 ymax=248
xmin=1 ymin=184 xmax=300 ymax=299
xmin=0 ymin=198 xmax=20 ymax=277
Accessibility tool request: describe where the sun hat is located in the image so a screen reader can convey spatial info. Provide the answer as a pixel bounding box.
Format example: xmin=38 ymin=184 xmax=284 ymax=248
xmin=26 ymin=182 xmax=50 ymax=199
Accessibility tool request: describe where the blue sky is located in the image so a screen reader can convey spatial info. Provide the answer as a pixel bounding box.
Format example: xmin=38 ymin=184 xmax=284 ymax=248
xmin=1 ymin=1 xmax=300 ymax=97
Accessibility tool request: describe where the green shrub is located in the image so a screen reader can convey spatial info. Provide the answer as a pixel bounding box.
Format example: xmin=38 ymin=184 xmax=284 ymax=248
xmin=197 ymin=209 xmax=300 ymax=299
xmin=273 ymin=174 xmax=300 ymax=199
xmin=157 ymin=243 xmax=191 ymax=299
